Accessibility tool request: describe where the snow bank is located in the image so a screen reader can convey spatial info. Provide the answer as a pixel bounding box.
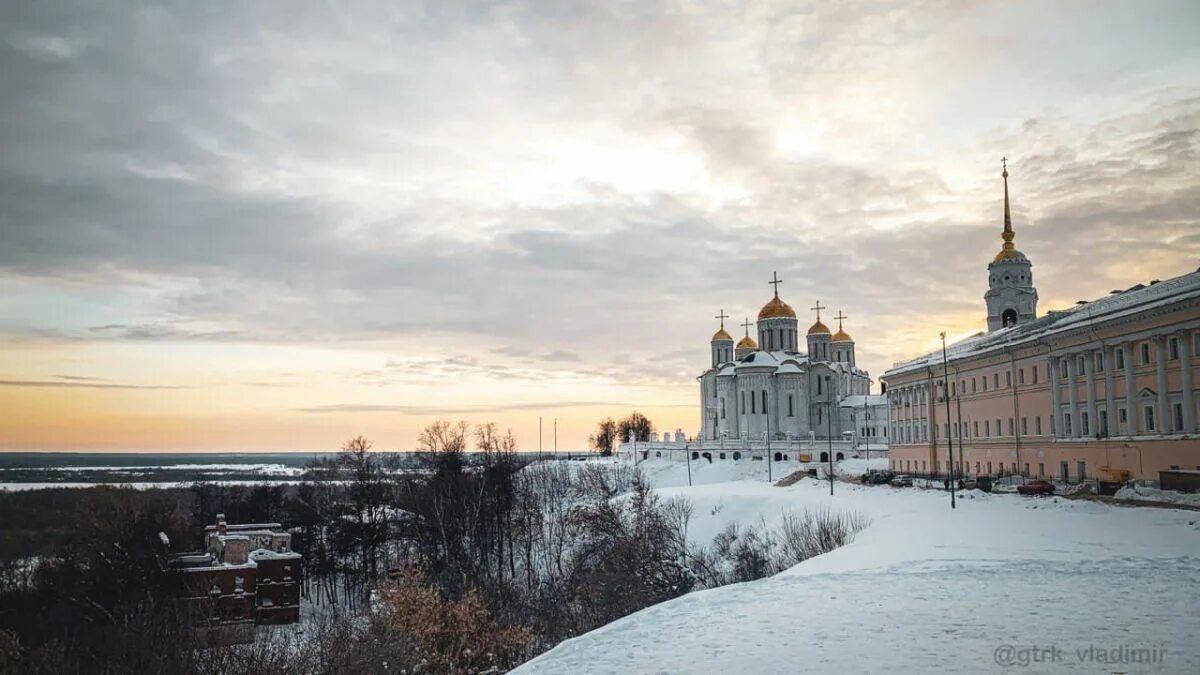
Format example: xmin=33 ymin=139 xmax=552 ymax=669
xmin=517 ymin=478 xmax=1200 ymax=674
xmin=1114 ymin=484 xmax=1200 ymax=508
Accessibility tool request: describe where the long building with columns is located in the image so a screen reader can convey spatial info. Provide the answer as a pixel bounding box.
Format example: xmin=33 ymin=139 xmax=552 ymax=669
xmin=882 ymin=164 xmax=1200 ymax=482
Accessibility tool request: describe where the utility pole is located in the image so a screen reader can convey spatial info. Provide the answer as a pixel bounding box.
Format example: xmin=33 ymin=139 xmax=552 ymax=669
xmin=554 ymin=418 xmax=558 ymax=460
xmin=864 ymin=395 xmax=869 ymax=461
xmin=686 ymin=443 xmax=693 ymax=487
xmin=940 ymin=333 xmax=956 ymax=509
xmin=827 ymin=375 xmax=835 ymax=496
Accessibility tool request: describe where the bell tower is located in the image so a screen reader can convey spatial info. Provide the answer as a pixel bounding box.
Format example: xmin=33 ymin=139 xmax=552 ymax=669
xmin=985 ymin=158 xmax=1038 ymax=332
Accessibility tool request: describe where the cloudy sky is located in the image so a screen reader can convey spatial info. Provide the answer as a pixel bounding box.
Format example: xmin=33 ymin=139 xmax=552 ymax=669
xmin=2 ymin=1 xmax=1198 ymax=452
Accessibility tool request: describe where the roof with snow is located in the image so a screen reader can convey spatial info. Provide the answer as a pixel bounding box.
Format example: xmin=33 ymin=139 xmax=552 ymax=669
xmin=838 ymin=394 xmax=887 ymax=408
xmin=702 ymin=350 xmax=868 ymax=378
xmin=885 ymin=267 xmax=1200 ymax=379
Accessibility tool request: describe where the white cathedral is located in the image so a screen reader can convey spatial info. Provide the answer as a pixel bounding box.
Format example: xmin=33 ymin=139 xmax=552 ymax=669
xmin=699 ymin=276 xmax=875 ymax=442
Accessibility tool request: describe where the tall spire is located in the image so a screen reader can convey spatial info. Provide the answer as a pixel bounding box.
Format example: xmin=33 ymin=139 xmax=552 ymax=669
xmin=1000 ymin=156 xmax=1015 ymax=253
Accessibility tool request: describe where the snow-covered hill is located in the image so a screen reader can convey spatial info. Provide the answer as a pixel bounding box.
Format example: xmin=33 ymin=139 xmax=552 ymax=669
xmin=516 ymin=470 xmax=1200 ymax=674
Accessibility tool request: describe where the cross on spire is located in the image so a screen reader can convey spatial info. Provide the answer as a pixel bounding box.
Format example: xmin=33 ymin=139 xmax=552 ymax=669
xmin=810 ymin=300 xmax=825 ymax=321
xmin=768 ymin=271 xmax=783 ymax=297
xmin=714 ymin=309 xmax=729 ymax=329
xmin=740 ymin=317 xmax=753 ymax=336
xmin=1001 ymin=155 xmax=1014 ymax=246
xmin=834 ymin=310 xmax=848 ymax=331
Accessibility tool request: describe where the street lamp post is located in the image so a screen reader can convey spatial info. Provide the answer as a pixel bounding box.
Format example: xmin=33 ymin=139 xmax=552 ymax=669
xmin=940 ymin=332 xmax=956 ymax=510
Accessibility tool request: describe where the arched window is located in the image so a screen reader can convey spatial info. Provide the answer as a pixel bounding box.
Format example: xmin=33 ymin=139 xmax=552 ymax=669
xmin=1002 ymin=308 xmax=1017 ymax=327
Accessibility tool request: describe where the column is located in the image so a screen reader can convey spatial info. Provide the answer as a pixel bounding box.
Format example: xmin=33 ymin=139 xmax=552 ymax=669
xmin=1065 ymin=353 xmax=1079 ymax=436
xmin=1155 ymin=336 xmax=1168 ymax=434
xmin=1181 ymin=329 xmax=1195 ymax=433
xmin=1084 ymin=348 xmax=1098 ymax=436
xmin=1124 ymin=341 xmax=1137 ymax=434
xmin=1048 ymin=355 xmax=1061 ymax=437
xmin=1103 ymin=345 xmax=1116 ymax=436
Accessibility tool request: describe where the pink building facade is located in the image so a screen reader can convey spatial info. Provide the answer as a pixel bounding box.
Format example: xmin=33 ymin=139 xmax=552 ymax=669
xmin=882 ymin=166 xmax=1200 ymax=482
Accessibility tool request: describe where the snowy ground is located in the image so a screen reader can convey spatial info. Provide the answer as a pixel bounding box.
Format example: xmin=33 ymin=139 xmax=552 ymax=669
xmin=516 ymin=461 xmax=1200 ymax=674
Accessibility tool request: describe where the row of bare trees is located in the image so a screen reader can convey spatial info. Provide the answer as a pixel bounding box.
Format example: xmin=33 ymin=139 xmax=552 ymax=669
xmin=0 ymin=419 xmax=868 ymax=674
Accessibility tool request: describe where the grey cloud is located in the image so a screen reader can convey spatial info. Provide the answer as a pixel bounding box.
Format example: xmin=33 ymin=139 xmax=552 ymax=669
xmin=298 ymin=401 xmax=642 ymax=415
xmin=0 ymin=379 xmax=183 ymax=390
xmin=1 ymin=1 xmax=1198 ymax=387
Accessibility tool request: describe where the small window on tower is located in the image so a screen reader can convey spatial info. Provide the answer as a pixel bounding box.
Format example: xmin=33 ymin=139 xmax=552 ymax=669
xmin=1001 ymin=309 xmax=1017 ymax=327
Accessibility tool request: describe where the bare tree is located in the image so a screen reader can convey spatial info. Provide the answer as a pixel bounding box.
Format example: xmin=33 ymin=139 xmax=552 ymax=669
xmin=617 ymin=411 xmax=654 ymax=443
xmin=588 ymin=417 xmax=618 ymax=456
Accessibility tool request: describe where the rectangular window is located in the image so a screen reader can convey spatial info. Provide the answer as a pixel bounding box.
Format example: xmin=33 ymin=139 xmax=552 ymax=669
xmin=1118 ymin=407 xmax=1127 ymax=424
xmin=972 ymin=378 xmax=978 ymax=394
xmin=1061 ymin=358 xmax=1069 ymax=379
xmin=973 ymin=421 xmax=979 ymax=437
xmin=1116 ymin=348 xmax=1125 ymax=369
xmin=1050 ymin=414 xmax=1056 ymax=434
xmin=1038 ymin=462 xmax=1045 ymax=477
xmin=1065 ymin=413 xmax=1072 ymax=435
xmin=944 ymin=423 xmax=950 ymax=439
xmin=1035 ymin=416 xmax=1042 ymax=435
xmin=1006 ymin=371 xmax=1012 ymax=388
xmin=1096 ymin=351 xmax=1104 ymax=372
xmin=1032 ymin=365 xmax=1038 ymax=384
xmin=975 ymin=461 xmax=980 ymax=475
xmin=1008 ymin=418 xmax=1014 ymax=436
xmin=1078 ymin=355 xmax=1086 ymax=374
xmin=1081 ymin=412 xmax=1089 ymax=435
xmin=987 ymin=461 xmax=993 ymax=474
xmin=1144 ymin=405 xmax=1155 ymax=431
xmin=787 ymin=395 xmax=794 ymax=417
xmin=1019 ymin=368 xmax=1025 ymax=385
xmin=1021 ymin=417 xmax=1027 ymax=435
xmin=1141 ymin=342 xmax=1151 ymax=365
xmin=750 ymin=392 xmax=756 ymax=414
xmin=1169 ymin=337 xmax=1179 ymax=361
xmin=1077 ymin=461 xmax=1086 ymax=481
xmin=1099 ymin=409 xmax=1108 ymax=435
xmin=1024 ymin=463 xmax=1030 ymax=477
xmin=761 ymin=391 xmax=767 ymax=415
xmin=996 ymin=418 xmax=1002 ymax=436
xmin=994 ymin=373 xmax=1000 ymax=388
xmin=1174 ymin=403 xmax=1184 ymax=431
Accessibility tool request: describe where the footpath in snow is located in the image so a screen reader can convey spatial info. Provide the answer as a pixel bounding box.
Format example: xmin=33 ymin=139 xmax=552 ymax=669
xmin=517 ymin=459 xmax=1200 ymax=674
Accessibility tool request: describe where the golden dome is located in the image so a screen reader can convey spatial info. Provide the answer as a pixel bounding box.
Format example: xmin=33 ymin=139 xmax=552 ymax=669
xmin=992 ymin=247 xmax=1027 ymax=263
xmin=711 ymin=327 xmax=733 ymax=342
xmin=758 ymin=296 xmax=797 ymax=320
xmin=807 ymin=320 xmax=830 ymax=335
xmin=832 ymin=328 xmax=853 ymax=341
xmin=736 ymin=335 xmax=758 ymax=350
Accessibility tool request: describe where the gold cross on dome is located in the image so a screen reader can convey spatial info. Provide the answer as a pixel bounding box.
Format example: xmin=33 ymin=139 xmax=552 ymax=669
xmin=768 ymin=271 xmax=783 ymax=297
xmin=810 ymin=300 xmax=825 ymax=321
xmin=714 ymin=309 xmax=729 ymax=329
xmin=834 ymin=310 xmax=848 ymax=330
xmin=740 ymin=318 xmax=753 ymax=336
